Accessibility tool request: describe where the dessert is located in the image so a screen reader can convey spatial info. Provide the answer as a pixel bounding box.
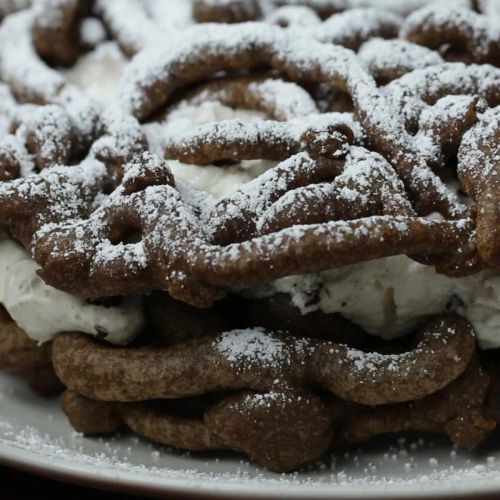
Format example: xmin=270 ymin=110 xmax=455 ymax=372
xmin=0 ymin=0 xmax=499 ymax=473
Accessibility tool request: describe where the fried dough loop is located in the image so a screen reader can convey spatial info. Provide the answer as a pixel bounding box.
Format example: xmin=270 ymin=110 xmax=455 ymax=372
xmin=120 ymin=22 xmax=499 ymax=220
xmin=32 ymin=0 xmax=93 ymax=67
xmin=457 ymin=106 xmax=500 ymax=266
xmin=54 ymin=315 xmax=494 ymax=471
xmin=0 ymin=149 xmax=476 ymax=306
xmin=193 ymin=0 xmax=403 ymax=51
xmin=192 ymin=0 xmax=455 ymax=22
xmin=358 ymin=39 xmax=444 ymax=84
xmin=0 ymin=4 xmax=496 ymax=300
xmin=1 ymin=0 xmax=500 ymax=474
xmin=402 ymin=5 xmax=500 ymax=66
xmin=52 ymin=315 xmax=475 ymax=405
xmin=193 ymin=0 xmax=263 ymax=24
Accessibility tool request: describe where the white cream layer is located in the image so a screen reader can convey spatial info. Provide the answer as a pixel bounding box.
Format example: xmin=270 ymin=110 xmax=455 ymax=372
xmin=0 ymin=234 xmax=143 ymax=344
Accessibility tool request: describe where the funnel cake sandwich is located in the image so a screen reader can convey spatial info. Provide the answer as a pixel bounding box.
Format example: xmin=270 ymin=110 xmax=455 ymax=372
xmin=0 ymin=0 xmax=500 ymax=472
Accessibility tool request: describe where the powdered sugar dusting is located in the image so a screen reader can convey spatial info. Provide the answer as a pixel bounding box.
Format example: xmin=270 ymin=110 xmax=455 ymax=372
xmin=216 ymin=327 xmax=288 ymax=366
xmin=359 ymin=38 xmax=443 ymax=81
xmin=0 ymin=10 xmax=65 ymax=102
xmin=2 ymin=373 xmax=500 ymax=494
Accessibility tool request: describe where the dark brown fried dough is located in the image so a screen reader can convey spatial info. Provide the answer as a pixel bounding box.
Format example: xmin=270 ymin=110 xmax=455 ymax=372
xmin=168 ymin=76 xmax=318 ymax=122
xmin=32 ymin=0 xmax=92 ymax=67
xmin=61 ymin=390 xmax=122 ymax=435
xmin=61 ymin=391 xmax=227 ymax=449
xmin=94 ymin=0 xmax=167 ymax=57
xmin=162 ymin=114 xmax=352 ymax=166
xmin=0 ymin=307 xmax=51 ymax=372
xmin=257 ymin=147 xmax=414 ymax=235
xmin=15 ymin=104 xmax=76 ymax=169
xmin=52 ymin=315 xmax=474 ymax=406
xmin=337 ymin=356 xmax=495 ymax=449
xmin=60 ymin=354 xmax=494 ymax=472
xmin=193 ymin=0 xmax=262 ymax=23
xmin=0 ymin=150 xmax=475 ymax=305
xmin=272 ymin=0 xmax=344 ymax=19
xmin=403 ymin=6 xmax=500 ymax=66
xmin=195 ymin=217 xmax=474 ymax=289
xmin=458 ymin=107 xmax=500 ymax=266
xmin=120 ymin=23 xmax=488 ymax=222
xmin=164 ymin=121 xmax=306 ymax=165
xmin=147 ymin=291 xmax=229 ymax=345
xmin=204 ymin=388 xmax=333 ymax=471
xmin=0 ymin=136 xmax=29 ymax=181
xmin=61 ymin=388 xmax=331 ymax=472
xmin=313 ymin=315 xmax=476 ymax=405
xmin=0 ymin=7 xmax=100 ymax=164
xmin=118 ymin=24 xmax=374 ymax=123
xmin=316 ymin=8 xmax=402 ymax=51
xmin=21 ymin=364 xmax=63 ymax=397
xmin=358 ymin=39 xmax=444 ymax=84
xmin=208 ymin=152 xmax=346 ymax=245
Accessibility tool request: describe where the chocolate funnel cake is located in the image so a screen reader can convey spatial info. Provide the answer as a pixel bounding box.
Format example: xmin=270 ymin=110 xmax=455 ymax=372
xmin=0 ymin=0 xmax=500 ymax=473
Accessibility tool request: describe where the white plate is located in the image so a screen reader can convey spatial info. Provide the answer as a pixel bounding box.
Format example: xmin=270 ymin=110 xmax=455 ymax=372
xmin=2 ymin=373 xmax=500 ymax=499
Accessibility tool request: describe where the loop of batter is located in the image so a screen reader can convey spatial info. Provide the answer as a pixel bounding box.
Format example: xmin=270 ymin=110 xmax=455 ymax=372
xmin=32 ymin=0 xmax=92 ymax=67
xmin=59 ymin=351 xmax=494 ymax=472
xmin=257 ymin=146 xmax=414 ymax=235
xmin=168 ymin=76 xmax=319 ymax=122
xmin=0 ymin=150 xmax=476 ymax=303
xmin=313 ymin=315 xmax=476 ymax=405
xmin=358 ymin=39 xmax=444 ymax=84
xmin=94 ymin=0 xmax=169 ymax=57
xmin=52 ymin=315 xmax=475 ymax=406
xmin=336 ymin=356 xmax=495 ymax=449
xmin=402 ymin=5 xmax=500 ymax=66
xmin=458 ymin=106 xmax=500 ymax=267
xmin=119 ymin=23 xmax=486 ymax=222
xmin=61 ymin=387 xmax=332 ymax=472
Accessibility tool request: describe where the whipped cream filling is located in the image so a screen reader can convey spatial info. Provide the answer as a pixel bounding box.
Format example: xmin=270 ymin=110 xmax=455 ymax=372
xmin=0 ymin=235 xmax=143 ymax=344
xmin=44 ymin=35 xmax=500 ymax=349
xmin=146 ymin=100 xmax=276 ymax=198
xmin=63 ymin=41 xmax=127 ymax=105
xmin=266 ymin=257 xmax=500 ymax=349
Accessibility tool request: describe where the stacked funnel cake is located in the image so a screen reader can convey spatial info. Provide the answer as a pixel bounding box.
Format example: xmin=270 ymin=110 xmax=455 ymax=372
xmin=0 ymin=0 xmax=500 ymax=472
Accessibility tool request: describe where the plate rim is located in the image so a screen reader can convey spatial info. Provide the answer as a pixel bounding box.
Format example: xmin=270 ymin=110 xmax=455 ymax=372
xmin=3 ymin=440 xmax=500 ymax=500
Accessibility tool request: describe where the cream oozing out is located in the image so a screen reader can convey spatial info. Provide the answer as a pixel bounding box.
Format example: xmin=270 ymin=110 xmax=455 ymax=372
xmin=0 ymin=234 xmax=143 ymax=344
xmin=39 ymin=32 xmax=500 ymax=349
xmin=267 ymin=257 xmax=500 ymax=349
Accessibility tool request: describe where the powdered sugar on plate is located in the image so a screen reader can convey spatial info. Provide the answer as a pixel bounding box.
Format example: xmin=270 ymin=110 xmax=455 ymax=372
xmin=2 ymin=373 xmax=500 ymax=497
